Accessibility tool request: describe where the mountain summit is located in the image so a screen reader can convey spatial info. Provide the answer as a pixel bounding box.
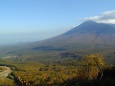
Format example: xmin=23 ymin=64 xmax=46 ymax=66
xmin=53 ymin=20 xmax=115 ymax=45
xmin=64 ymin=20 xmax=115 ymax=35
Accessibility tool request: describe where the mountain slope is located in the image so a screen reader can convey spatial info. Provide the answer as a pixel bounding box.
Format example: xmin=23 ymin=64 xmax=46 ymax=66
xmin=1 ymin=21 xmax=115 ymax=63
xmin=3 ymin=21 xmax=115 ymax=52
xmin=34 ymin=20 xmax=115 ymax=48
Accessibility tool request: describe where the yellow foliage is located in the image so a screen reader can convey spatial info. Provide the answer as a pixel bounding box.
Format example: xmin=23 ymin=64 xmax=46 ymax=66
xmin=83 ymin=54 xmax=105 ymax=67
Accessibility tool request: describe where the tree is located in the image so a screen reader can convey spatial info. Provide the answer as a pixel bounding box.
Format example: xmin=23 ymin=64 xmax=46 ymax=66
xmin=81 ymin=54 xmax=105 ymax=81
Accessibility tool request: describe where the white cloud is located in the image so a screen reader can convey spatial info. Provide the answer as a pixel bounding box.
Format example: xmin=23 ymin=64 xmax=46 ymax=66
xmin=83 ymin=10 xmax=115 ymax=24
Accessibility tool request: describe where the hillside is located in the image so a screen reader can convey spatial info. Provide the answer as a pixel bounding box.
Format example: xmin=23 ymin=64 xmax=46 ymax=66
xmin=27 ymin=21 xmax=115 ymax=54
xmin=1 ymin=21 xmax=115 ymax=63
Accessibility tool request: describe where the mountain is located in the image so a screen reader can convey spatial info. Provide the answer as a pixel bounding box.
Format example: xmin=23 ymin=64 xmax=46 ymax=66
xmin=109 ymin=24 xmax=115 ymax=28
xmin=62 ymin=20 xmax=115 ymax=43
xmin=1 ymin=21 xmax=115 ymax=63
xmin=64 ymin=21 xmax=115 ymax=35
xmin=36 ymin=20 xmax=115 ymax=48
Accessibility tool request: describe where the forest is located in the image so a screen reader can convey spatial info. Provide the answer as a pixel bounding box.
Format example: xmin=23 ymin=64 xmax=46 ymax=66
xmin=0 ymin=54 xmax=115 ymax=86
xmin=1 ymin=0 xmax=115 ymax=86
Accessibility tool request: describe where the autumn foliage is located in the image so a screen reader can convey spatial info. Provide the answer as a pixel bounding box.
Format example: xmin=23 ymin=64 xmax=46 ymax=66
xmin=0 ymin=54 xmax=115 ymax=86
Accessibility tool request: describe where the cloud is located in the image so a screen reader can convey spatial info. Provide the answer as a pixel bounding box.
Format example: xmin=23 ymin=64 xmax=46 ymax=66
xmin=83 ymin=10 xmax=115 ymax=24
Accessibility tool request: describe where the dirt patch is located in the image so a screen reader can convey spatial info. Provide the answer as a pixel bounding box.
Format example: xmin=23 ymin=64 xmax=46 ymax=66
xmin=0 ymin=66 xmax=12 ymax=80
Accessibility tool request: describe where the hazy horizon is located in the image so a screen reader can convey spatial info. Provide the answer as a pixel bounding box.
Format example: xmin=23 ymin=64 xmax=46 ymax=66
xmin=1 ymin=0 xmax=115 ymax=45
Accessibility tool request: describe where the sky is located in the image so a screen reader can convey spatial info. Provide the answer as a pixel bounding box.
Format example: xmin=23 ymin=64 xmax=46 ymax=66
xmin=0 ymin=0 xmax=115 ymax=45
